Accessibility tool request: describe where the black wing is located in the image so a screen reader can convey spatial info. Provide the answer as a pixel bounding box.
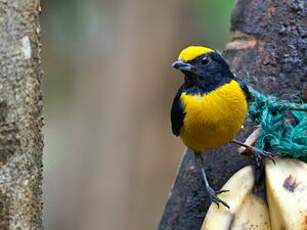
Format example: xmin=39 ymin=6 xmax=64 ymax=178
xmin=170 ymin=87 xmax=185 ymax=136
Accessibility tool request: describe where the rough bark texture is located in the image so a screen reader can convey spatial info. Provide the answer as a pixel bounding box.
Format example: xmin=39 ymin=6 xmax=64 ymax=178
xmin=0 ymin=0 xmax=43 ymax=229
xmin=159 ymin=0 xmax=306 ymax=229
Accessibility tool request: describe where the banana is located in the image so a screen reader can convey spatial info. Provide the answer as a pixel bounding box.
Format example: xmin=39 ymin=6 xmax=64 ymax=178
xmin=202 ymin=166 xmax=271 ymax=230
xmin=265 ymin=158 xmax=307 ymax=230
xmin=202 ymin=158 xmax=307 ymax=230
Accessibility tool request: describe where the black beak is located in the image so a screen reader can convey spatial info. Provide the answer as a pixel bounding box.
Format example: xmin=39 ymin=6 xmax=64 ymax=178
xmin=172 ymin=59 xmax=193 ymax=72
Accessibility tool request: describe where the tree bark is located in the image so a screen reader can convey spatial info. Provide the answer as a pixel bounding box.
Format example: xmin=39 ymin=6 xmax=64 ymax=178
xmin=159 ymin=0 xmax=306 ymax=229
xmin=0 ymin=0 xmax=43 ymax=229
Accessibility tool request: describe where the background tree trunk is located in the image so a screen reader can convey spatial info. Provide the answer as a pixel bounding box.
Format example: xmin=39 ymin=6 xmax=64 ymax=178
xmin=0 ymin=0 xmax=43 ymax=229
xmin=44 ymin=1 xmax=199 ymax=229
xmin=159 ymin=0 xmax=306 ymax=229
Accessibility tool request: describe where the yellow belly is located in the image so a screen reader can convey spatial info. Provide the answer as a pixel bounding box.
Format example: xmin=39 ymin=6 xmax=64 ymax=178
xmin=180 ymin=80 xmax=248 ymax=152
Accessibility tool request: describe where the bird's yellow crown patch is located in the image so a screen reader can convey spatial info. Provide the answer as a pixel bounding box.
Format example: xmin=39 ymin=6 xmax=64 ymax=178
xmin=178 ymin=46 xmax=214 ymax=62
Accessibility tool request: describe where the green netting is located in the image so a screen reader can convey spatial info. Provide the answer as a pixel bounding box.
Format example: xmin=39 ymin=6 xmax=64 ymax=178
xmin=247 ymin=86 xmax=307 ymax=162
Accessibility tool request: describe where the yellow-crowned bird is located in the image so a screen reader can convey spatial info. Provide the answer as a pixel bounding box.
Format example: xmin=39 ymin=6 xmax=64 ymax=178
xmin=170 ymin=46 xmax=251 ymax=208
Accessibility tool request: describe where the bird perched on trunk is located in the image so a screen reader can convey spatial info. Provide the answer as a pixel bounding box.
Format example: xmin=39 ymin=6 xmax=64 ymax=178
xmin=170 ymin=46 xmax=252 ymax=208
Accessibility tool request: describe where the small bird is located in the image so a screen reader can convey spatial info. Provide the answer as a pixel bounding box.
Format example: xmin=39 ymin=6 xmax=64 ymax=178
xmin=170 ymin=46 xmax=250 ymax=208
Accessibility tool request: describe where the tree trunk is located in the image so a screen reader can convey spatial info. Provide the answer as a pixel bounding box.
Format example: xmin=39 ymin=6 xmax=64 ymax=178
xmin=159 ymin=0 xmax=306 ymax=229
xmin=0 ymin=0 xmax=43 ymax=229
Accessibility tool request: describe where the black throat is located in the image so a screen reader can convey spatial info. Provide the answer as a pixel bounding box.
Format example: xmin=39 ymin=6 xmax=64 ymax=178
xmin=183 ymin=71 xmax=233 ymax=95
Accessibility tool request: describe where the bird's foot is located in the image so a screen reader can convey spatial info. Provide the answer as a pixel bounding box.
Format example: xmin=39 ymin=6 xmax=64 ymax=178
xmin=195 ymin=152 xmax=230 ymax=209
xmin=206 ymin=186 xmax=230 ymax=209
xmin=248 ymin=145 xmax=277 ymax=165
xmin=232 ymin=139 xmax=278 ymax=165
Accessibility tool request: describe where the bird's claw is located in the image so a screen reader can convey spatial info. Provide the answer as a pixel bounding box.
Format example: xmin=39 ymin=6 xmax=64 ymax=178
xmin=207 ymin=187 xmax=230 ymax=209
xmin=232 ymin=139 xmax=279 ymax=165
xmin=216 ymin=189 xmax=229 ymax=194
xmin=251 ymin=147 xmax=278 ymax=165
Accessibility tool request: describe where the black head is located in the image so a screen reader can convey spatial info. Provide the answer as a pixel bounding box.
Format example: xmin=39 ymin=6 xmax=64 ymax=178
xmin=172 ymin=47 xmax=234 ymax=93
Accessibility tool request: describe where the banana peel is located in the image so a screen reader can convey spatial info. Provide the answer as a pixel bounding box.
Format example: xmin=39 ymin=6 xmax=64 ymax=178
xmin=202 ymin=158 xmax=307 ymax=230
xmin=266 ymin=158 xmax=307 ymax=230
xmin=202 ymin=166 xmax=271 ymax=230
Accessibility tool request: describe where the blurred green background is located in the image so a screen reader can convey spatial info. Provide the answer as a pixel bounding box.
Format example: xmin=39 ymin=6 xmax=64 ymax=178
xmin=42 ymin=0 xmax=235 ymax=229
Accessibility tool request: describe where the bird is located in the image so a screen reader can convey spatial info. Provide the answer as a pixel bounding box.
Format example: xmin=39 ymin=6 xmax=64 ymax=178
xmin=170 ymin=46 xmax=251 ymax=209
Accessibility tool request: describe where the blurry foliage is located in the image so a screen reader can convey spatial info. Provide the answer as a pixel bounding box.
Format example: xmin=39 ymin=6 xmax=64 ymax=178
xmin=197 ymin=0 xmax=236 ymax=49
xmin=42 ymin=0 xmax=106 ymax=112
xmin=42 ymin=0 xmax=235 ymax=111
xmin=42 ymin=0 xmax=76 ymax=112
xmin=43 ymin=0 xmax=104 ymax=51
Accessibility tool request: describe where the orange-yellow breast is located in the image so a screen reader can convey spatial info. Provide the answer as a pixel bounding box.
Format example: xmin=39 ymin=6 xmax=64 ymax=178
xmin=180 ymin=80 xmax=248 ymax=152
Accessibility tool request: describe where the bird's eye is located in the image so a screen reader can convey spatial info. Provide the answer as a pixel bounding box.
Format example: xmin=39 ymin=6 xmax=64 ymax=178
xmin=201 ymin=56 xmax=210 ymax=65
